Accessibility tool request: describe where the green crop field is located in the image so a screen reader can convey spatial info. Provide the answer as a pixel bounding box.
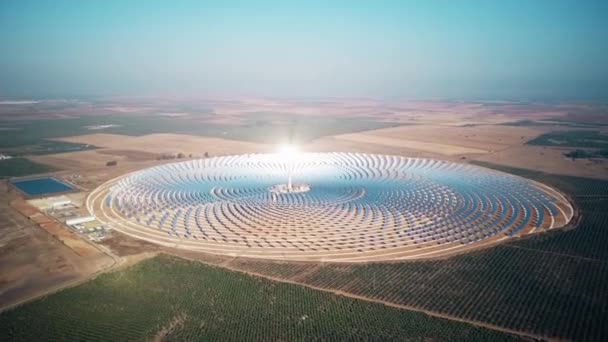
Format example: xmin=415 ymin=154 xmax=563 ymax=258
xmin=563 ymin=149 xmax=608 ymax=159
xmin=526 ymin=130 xmax=608 ymax=148
xmin=501 ymin=120 xmax=604 ymax=128
xmin=0 ymin=255 xmax=516 ymax=342
xmin=0 ymin=140 xmax=96 ymax=158
xmin=0 ymin=158 xmax=58 ymax=179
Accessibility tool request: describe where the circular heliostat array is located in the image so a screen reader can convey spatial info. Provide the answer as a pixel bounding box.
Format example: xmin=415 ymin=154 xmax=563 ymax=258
xmin=87 ymin=153 xmax=573 ymax=262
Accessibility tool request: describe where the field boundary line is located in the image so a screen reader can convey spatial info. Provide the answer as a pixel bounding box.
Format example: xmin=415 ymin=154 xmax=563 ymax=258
xmin=503 ymin=243 xmax=607 ymax=264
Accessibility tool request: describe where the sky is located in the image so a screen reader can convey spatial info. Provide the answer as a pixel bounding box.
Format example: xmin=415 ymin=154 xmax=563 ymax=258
xmin=0 ymin=0 xmax=607 ymax=100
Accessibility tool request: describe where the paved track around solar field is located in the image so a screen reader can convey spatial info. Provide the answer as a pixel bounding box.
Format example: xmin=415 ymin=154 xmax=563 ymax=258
xmin=87 ymin=153 xmax=574 ymax=262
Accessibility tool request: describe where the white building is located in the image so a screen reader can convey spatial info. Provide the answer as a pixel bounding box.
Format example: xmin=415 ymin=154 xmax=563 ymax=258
xmin=66 ymin=216 xmax=96 ymax=226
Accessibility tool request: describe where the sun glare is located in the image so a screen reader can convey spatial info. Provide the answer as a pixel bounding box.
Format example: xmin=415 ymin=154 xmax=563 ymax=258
xmin=278 ymin=144 xmax=299 ymax=155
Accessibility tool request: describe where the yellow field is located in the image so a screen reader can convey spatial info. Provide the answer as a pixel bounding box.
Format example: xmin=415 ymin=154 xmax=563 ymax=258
xmin=334 ymin=133 xmax=489 ymax=155
xmin=54 ymin=133 xmax=271 ymax=156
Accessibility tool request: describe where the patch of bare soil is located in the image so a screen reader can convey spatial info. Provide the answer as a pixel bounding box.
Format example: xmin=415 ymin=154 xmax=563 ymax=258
xmin=101 ymin=232 xmax=231 ymax=267
xmin=0 ymin=182 xmax=113 ymax=310
xmin=101 ymin=232 xmax=162 ymax=257
xmin=0 ymin=209 xmax=111 ymax=309
xmin=152 ymin=313 xmax=189 ymax=342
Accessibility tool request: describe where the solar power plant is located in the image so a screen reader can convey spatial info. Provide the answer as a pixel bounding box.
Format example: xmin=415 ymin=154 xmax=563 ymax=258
xmin=87 ymin=153 xmax=573 ymax=262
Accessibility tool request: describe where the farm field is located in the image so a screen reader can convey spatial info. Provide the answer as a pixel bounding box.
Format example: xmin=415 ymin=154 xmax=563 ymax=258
xmin=527 ymin=130 xmax=608 ymax=148
xmin=348 ymin=124 xmax=544 ymax=152
xmin=0 ymin=112 xmax=398 ymax=179
xmin=55 ymin=133 xmax=272 ymax=157
xmin=333 ymin=133 xmax=489 ymax=155
xmin=0 ymin=255 xmax=518 ymax=342
xmin=0 ymin=140 xmax=95 ymax=158
xmin=0 ymin=110 xmax=397 ymax=174
xmin=472 ymin=144 xmax=608 ymax=180
xmin=0 ymin=158 xmax=58 ymax=179
xmin=0 ymin=113 xmax=400 ymax=148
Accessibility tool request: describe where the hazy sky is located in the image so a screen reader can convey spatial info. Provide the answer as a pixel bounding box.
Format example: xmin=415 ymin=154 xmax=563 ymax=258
xmin=0 ymin=0 xmax=607 ymax=100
